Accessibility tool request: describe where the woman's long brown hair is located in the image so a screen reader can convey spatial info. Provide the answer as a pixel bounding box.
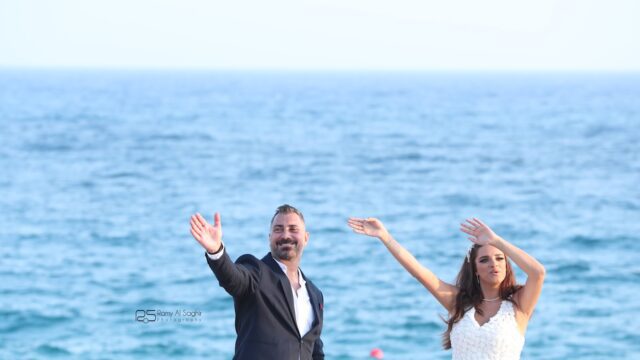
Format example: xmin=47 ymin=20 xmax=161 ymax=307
xmin=442 ymin=244 xmax=522 ymax=349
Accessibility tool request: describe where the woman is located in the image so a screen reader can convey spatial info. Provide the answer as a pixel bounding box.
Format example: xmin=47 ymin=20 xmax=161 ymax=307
xmin=347 ymin=217 xmax=545 ymax=359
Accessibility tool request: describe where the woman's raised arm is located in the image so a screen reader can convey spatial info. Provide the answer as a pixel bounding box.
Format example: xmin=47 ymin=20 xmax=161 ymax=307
xmin=460 ymin=218 xmax=545 ymax=318
xmin=348 ymin=217 xmax=459 ymax=312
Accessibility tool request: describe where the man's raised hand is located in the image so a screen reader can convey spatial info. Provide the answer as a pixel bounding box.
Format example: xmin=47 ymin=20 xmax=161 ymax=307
xmin=190 ymin=212 xmax=223 ymax=253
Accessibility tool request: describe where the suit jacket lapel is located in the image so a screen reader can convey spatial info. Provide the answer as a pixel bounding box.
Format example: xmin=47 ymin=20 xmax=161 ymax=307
xmin=263 ymin=253 xmax=300 ymax=337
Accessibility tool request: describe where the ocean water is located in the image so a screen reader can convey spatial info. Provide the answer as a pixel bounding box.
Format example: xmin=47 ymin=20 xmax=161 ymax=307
xmin=1 ymin=70 xmax=639 ymax=359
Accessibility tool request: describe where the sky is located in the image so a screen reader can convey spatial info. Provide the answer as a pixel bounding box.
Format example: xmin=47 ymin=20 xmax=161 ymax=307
xmin=1 ymin=0 xmax=639 ymax=70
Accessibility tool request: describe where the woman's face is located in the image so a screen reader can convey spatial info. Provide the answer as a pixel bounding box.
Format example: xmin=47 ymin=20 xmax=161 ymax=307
xmin=474 ymin=245 xmax=507 ymax=286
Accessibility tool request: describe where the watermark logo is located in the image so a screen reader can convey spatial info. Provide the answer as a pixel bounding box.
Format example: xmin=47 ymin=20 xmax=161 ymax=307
xmin=135 ymin=309 xmax=203 ymax=323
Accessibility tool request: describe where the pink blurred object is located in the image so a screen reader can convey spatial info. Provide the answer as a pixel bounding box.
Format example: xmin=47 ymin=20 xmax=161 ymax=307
xmin=370 ymin=348 xmax=384 ymax=359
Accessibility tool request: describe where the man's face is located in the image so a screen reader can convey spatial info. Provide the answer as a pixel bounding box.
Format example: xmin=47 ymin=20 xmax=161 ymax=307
xmin=269 ymin=212 xmax=309 ymax=262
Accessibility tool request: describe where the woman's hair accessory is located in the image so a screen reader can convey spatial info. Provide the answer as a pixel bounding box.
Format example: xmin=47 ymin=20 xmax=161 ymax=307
xmin=466 ymin=245 xmax=474 ymax=263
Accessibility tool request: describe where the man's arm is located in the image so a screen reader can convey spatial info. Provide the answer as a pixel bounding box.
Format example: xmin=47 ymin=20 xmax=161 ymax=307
xmin=312 ymin=336 xmax=324 ymax=360
xmin=205 ymin=246 xmax=259 ymax=298
xmin=312 ymin=290 xmax=324 ymax=360
xmin=191 ymin=212 xmax=258 ymax=298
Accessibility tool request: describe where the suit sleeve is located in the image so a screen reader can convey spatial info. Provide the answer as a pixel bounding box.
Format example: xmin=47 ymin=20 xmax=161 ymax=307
xmin=312 ymin=291 xmax=324 ymax=360
xmin=205 ymin=248 xmax=259 ymax=298
xmin=312 ymin=337 xmax=324 ymax=360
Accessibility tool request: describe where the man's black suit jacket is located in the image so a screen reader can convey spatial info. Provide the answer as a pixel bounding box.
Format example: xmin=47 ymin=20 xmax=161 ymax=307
xmin=206 ymin=250 xmax=324 ymax=360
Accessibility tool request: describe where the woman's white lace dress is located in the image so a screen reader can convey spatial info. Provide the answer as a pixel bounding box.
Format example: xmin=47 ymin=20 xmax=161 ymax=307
xmin=450 ymin=301 xmax=525 ymax=360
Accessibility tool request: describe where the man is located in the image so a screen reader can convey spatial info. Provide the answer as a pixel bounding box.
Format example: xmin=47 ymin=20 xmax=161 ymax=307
xmin=189 ymin=204 xmax=324 ymax=360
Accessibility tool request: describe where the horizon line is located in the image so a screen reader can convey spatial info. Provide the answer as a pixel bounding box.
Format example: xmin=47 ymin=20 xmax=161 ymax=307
xmin=1 ymin=65 xmax=639 ymax=74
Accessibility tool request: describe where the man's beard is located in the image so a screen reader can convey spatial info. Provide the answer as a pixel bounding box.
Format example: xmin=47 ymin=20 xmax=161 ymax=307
xmin=271 ymin=238 xmax=299 ymax=260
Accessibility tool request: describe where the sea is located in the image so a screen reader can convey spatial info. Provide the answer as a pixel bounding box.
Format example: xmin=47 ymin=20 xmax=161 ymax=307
xmin=1 ymin=70 xmax=639 ymax=359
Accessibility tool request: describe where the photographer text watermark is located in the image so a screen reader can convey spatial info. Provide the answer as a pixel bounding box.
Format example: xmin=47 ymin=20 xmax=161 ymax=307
xmin=135 ymin=309 xmax=203 ymax=323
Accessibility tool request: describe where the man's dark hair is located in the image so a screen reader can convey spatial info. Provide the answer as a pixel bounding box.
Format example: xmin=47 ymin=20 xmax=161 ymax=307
xmin=270 ymin=204 xmax=305 ymax=226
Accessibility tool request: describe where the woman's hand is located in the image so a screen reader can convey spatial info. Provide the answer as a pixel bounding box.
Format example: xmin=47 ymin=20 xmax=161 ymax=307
xmin=347 ymin=217 xmax=391 ymax=243
xmin=459 ymin=218 xmax=500 ymax=246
